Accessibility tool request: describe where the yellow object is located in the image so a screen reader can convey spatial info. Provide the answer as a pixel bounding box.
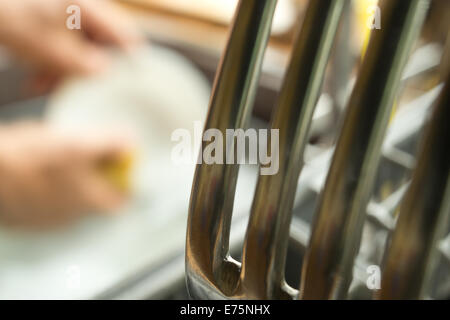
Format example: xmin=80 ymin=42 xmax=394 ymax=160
xmin=98 ymin=152 xmax=134 ymax=192
xmin=355 ymin=0 xmax=379 ymax=58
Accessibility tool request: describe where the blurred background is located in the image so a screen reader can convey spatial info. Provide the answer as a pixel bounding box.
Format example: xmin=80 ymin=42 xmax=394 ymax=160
xmin=0 ymin=0 xmax=448 ymax=299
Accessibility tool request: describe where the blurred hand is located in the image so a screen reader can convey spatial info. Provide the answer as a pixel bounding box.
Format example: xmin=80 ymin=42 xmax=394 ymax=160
xmin=0 ymin=0 xmax=142 ymax=78
xmin=0 ymin=122 xmax=133 ymax=229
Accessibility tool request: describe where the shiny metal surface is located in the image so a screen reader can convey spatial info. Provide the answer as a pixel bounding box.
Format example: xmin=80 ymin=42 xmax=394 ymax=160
xmin=378 ymin=72 xmax=450 ymax=300
xmin=185 ymin=0 xmax=449 ymax=300
xmin=240 ymin=0 xmax=345 ymax=299
xmin=299 ymin=0 xmax=429 ymax=300
xmin=186 ymin=0 xmax=345 ymax=299
xmin=185 ymin=0 xmax=278 ymax=300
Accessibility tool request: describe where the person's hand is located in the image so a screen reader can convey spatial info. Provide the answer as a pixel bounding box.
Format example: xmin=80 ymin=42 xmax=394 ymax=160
xmin=0 ymin=122 xmax=134 ymax=229
xmin=0 ymin=0 xmax=142 ymax=78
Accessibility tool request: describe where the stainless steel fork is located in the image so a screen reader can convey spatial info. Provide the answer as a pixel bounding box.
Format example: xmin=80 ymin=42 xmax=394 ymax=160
xmin=185 ymin=0 xmax=445 ymax=300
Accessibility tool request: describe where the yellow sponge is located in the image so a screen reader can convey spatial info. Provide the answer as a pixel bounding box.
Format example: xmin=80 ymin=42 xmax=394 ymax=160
xmin=97 ymin=152 xmax=134 ymax=193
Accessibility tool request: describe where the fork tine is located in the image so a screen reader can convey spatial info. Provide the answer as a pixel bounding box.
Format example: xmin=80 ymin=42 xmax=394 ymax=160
xmin=239 ymin=0 xmax=346 ymax=300
xmin=186 ymin=0 xmax=278 ymax=299
xmin=299 ymin=0 xmax=430 ymax=300
xmin=378 ymin=71 xmax=450 ymax=300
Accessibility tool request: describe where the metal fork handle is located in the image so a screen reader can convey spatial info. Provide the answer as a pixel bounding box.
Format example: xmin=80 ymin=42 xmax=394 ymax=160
xmin=300 ymin=0 xmax=430 ymax=300
xmin=240 ymin=0 xmax=345 ymax=299
xmin=378 ymin=70 xmax=450 ymax=300
xmin=186 ymin=0 xmax=277 ymax=300
xmin=186 ymin=0 xmax=433 ymax=300
xmin=186 ymin=0 xmax=346 ymax=299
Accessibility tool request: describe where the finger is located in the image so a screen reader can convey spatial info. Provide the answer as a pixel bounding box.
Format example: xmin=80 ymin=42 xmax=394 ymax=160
xmin=79 ymin=0 xmax=143 ymax=52
xmin=27 ymin=72 xmax=62 ymax=95
xmin=44 ymin=31 xmax=111 ymax=75
xmin=11 ymin=28 xmax=111 ymax=76
xmin=75 ymin=170 xmax=126 ymax=213
xmin=57 ymin=127 xmax=136 ymax=165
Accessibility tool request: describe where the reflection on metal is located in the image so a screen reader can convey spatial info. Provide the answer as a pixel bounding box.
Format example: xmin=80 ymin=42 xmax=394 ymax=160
xmin=185 ymin=0 xmax=443 ymax=300
xmin=186 ymin=0 xmax=345 ymax=299
xmin=240 ymin=0 xmax=345 ymax=299
xmin=186 ymin=0 xmax=278 ymax=300
xmin=378 ymin=73 xmax=450 ymax=300
xmin=299 ymin=0 xmax=429 ymax=300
